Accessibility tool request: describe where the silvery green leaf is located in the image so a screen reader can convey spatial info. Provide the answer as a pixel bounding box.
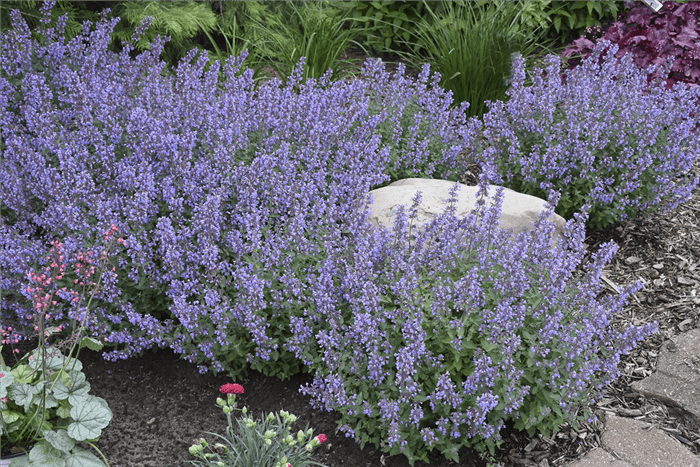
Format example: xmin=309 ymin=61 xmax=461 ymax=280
xmin=9 ymin=441 xmax=66 ymax=467
xmin=0 ymin=370 xmax=15 ymax=399
xmin=67 ymin=398 xmax=113 ymax=441
xmin=78 ymin=337 xmax=103 ymax=353
xmin=10 ymin=383 xmax=42 ymax=411
xmin=62 ymin=357 xmax=83 ymax=373
xmin=43 ymin=392 xmax=60 ymax=409
xmin=27 ymin=348 xmax=66 ymax=372
xmin=63 ymin=446 xmax=106 ymax=467
xmin=43 ymin=428 xmax=75 ymax=453
xmin=53 ymin=372 xmax=89 ymax=401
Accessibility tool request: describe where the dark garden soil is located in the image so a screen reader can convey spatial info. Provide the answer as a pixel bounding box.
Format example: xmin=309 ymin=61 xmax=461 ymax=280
xmin=0 ymin=334 xmax=572 ymax=467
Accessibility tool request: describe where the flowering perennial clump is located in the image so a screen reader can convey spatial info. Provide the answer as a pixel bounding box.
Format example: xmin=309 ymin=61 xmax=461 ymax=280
xmin=477 ymin=40 xmax=700 ymax=228
xmin=0 ymin=2 xmax=471 ymax=377
xmin=188 ymin=385 xmax=327 ymax=467
xmin=297 ymin=177 xmax=656 ymax=463
xmin=1 ymin=2 xmax=661 ymax=466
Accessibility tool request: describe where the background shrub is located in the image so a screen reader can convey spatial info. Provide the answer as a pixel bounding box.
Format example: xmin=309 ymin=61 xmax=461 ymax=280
xmin=517 ymin=0 xmax=624 ymax=45
xmin=237 ymin=0 xmax=365 ymax=84
xmin=346 ymin=1 xmax=430 ymax=55
xmin=390 ymin=0 xmax=554 ymax=118
xmin=476 ymin=41 xmax=700 ymax=229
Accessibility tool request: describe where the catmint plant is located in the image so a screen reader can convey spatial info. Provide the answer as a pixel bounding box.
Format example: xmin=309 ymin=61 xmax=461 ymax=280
xmin=297 ymin=174 xmax=656 ymax=464
xmin=0 ymin=1 xmax=474 ymax=380
xmin=0 ymin=4 xmax=660 ymax=466
xmin=476 ymin=40 xmax=700 ymax=229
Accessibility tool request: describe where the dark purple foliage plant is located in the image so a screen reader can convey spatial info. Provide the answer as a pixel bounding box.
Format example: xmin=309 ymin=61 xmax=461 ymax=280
xmin=477 ymin=40 xmax=700 ymax=229
xmin=1 ymin=2 xmax=658 ymax=465
xmin=563 ymin=1 xmax=700 ymax=88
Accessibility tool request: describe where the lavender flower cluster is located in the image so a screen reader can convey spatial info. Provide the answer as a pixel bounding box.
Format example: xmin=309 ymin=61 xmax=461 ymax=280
xmin=298 ymin=178 xmax=655 ymax=462
xmin=1 ymin=3 xmax=658 ymax=464
xmin=477 ymin=40 xmax=700 ymax=228
xmin=0 ymin=3 xmax=470 ymax=374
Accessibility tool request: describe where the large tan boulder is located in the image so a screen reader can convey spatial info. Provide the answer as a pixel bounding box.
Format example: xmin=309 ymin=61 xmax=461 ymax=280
xmin=367 ymin=178 xmax=567 ymax=246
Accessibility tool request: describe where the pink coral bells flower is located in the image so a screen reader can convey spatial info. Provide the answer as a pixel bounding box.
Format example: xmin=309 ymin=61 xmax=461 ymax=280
xmin=316 ymin=434 xmax=327 ymax=444
xmin=220 ymin=383 xmax=244 ymax=395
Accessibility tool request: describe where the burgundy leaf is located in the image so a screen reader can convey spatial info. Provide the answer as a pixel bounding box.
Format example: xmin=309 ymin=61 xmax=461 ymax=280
xmin=688 ymin=67 xmax=700 ymax=81
xmin=625 ymin=7 xmax=653 ymax=27
xmin=562 ymin=37 xmax=595 ymax=57
xmin=674 ymin=26 xmax=699 ymax=49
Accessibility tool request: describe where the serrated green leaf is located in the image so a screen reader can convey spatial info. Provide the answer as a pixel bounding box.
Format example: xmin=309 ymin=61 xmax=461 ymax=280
xmin=63 ymin=446 xmax=105 ymax=467
xmin=67 ymin=396 xmax=113 ymax=441
xmin=43 ymin=429 xmax=75 ymax=454
xmin=53 ymin=372 xmax=89 ymax=402
xmin=11 ymin=442 xmax=66 ymax=467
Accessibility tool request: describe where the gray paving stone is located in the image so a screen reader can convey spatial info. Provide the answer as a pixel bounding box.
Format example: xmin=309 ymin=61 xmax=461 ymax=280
xmin=631 ymin=328 xmax=700 ymax=427
xmin=567 ymin=446 xmax=633 ymax=467
xmin=601 ymin=415 xmax=700 ymax=467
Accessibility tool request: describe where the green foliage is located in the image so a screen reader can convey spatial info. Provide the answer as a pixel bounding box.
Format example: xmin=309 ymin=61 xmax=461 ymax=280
xmin=392 ymin=1 xmax=555 ymax=118
xmin=516 ymin=1 xmax=624 ymax=44
xmin=240 ymin=0 xmax=367 ymax=84
xmin=0 ymin=1 xmax=101 ymax=41
xmin=109 ymin=1 xmax=218 ymax=68
xmin=346 ymin=1 xmax=429 ymax=54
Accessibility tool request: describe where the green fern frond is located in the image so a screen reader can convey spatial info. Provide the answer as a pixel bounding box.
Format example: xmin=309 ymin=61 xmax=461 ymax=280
xmin=1 ymin=1 xmax=100 ymax=40
xmin=119 ymin=1 xmax=217 ymax=40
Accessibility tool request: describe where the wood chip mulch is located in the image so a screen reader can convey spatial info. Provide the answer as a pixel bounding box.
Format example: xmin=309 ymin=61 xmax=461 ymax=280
xmin=486 ymin=159 xmax=700 ymax=466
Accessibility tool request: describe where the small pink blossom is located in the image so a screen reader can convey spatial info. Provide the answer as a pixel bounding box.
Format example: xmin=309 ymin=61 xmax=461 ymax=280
xmin=220 ymin=383 xmax=244 ymax=395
